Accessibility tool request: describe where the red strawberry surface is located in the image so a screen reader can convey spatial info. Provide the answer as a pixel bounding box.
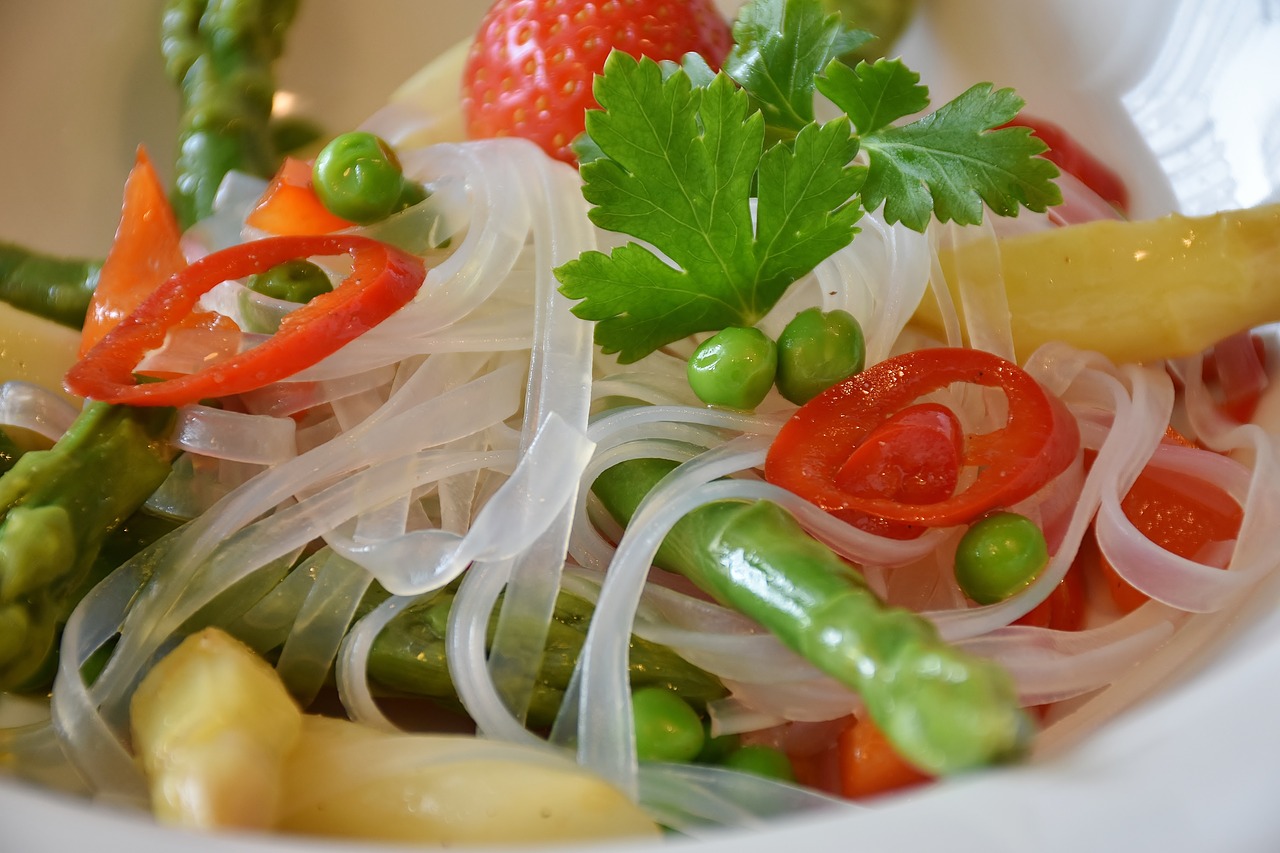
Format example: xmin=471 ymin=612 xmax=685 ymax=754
xmin=461 ymin=0 xmax=733 ymax=163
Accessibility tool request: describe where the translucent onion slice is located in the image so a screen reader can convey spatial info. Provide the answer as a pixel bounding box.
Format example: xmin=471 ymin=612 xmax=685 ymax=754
xmin=170 ymin=404 xmax=296 ymax=464
xmin=0 ymin=381 xmax=78 ymax=441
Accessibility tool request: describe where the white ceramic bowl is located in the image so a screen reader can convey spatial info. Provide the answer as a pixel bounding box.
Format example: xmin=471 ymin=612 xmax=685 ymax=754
xmin=2 ymin=1 xmax=1280 ymax=851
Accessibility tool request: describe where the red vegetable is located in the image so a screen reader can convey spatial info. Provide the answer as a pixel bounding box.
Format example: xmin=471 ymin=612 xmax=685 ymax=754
xmin=80 ymin=148 xmax=192 ymax=354
xmin=65 ymin=234 xmax=426 ymax=407
xmin=1098 ymin=432 xmax=1243 ymax=614
xmin=1006 ymin=114 xmax=1130 ymax=215
xmin=245 ymin=157 xmax=355 ymax=236
xmin=1014 ymin=559 xmax=1086 ymax=631
xmin=461 ymin=0 xmax=733 ymax=163
xmin=765 ymin=348 xmax=1080 ymax=536
xmin=833 ymin=402 xmax=964 ymax=538
xmin=836 ymin=715 xmax=932 ymax=800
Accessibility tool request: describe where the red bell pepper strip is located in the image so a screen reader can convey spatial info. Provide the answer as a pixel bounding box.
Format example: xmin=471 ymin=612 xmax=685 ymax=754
xmin=764 ymin=347 xmax=1080 ymax=534
xmin=79 ymin=147 xmax=190 ymax=355
xmin=245 ymin=157 xmax=355 ymax=236
xmin=64 ymin=234 xmax=426 ymax=407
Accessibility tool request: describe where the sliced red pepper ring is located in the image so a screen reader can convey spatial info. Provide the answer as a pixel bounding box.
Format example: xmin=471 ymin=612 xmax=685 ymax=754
xmin=764 ymin=347 xmax=1080 ymax=531
xmin=833 ymin=402 xmax=964 ymax=539
xmin=64 ymin=234 xmax=426 ymax=408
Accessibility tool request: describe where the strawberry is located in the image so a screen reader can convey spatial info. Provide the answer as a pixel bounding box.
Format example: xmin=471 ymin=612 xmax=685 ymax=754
xmin=461 ymin=0 xmax=733 ymax=163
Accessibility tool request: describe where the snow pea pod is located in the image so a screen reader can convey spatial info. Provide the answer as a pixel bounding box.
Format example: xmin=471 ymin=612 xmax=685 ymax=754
xmin=591 ymin=457 xmax=1033 ymax=776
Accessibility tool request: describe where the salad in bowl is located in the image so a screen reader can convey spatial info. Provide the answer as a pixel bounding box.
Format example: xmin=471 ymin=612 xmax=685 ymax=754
xmin=1 ymin=0 xmax=1279 ymax=849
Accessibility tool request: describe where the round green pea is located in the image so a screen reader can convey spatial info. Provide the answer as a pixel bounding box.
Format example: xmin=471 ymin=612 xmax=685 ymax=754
xmin=722 ymin=745 xmax=796 ymax=782
xmin=631 ymin=687 xmax=705 ymax=763
xmin=953 ymin=511 xmax=1049 ymax=604
xmin=687 ymin=326 xmax=777 ymax=410
xmin=775 ymin=307 xmax=866 ymax=405
xmin=695 ymin=726 xmax=741 ymax=764
xmin=312 ymin=131 xmax=424 ymax=224
xmin=247 ymin=259 xmax=333 ymax=304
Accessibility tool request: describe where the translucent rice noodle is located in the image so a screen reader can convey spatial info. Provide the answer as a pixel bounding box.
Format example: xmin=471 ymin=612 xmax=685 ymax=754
xmin=6 ymin=101 xmax=1279 ymax=838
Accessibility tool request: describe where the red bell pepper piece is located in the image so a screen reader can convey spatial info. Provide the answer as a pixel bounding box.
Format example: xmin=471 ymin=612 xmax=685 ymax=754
xmin=80 ymin=147 xmax=190 ymax=355
xmin=245 ymin=157 xmax=355 ymax=236
xmin=1099 ymin=458 xmax=1242 ymax=615
xmin=64 ymin=234 xmax=426 ymax=407
xmin=836 ymin=715 xmax=933 ymax=800
xmin=765 ymin=348 xmax=1080 ymax=535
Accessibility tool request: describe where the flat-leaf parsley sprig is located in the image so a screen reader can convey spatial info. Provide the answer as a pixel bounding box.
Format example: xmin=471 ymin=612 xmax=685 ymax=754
xmin=555 ymin=0 xmax=1062 ymax=364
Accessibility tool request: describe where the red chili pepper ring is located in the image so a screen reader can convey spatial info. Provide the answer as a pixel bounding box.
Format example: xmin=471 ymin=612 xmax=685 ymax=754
xmin=764 ymin=347 xmax=1080 ymax=535
xmin=65 ymin=234 xmax=426 ymax=408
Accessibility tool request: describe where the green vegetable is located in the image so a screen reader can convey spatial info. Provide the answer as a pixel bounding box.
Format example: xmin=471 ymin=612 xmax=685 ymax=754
xmin=631 ymin=686 xmax=706 ymax=763
xmin=824 ymin=0 xmax=917 ymax=64
xmin=695 ymin=726 xmax=742 ymax=764
xmin=687 ymin=327 xmax=778 ymax=410
xmin=557 ymin=55 xmax=861 ymax=364
xmin=366 ymin=584 xmax=726 ymax=729
xmin=311 ymin=131 xmax=426 ymax=225
xmin=0 ymin=241 xmax=102 ymax=329
xmin=722 ymin=744 xmax=795 ymax=781
xmin=591 ymin=457 xmax=1033 ymax=776
xmin=161 ymin=0 xmax=300 ymax=228
xmin=0 ymin=402 xmax=176 ymax=690
xmin=0 ymin=430 xmax=29 ymax=476
xmin=248 ymin=259 xmax=333 ymax=304
xmin=775 ymin=307 xmax=866 ymax=404
xmin=724 ymin=0 xmax=873 ymax=145
xmin=556 ymin=0 xmax=1059 ymax=363
xmin=954 ymin=511 xmax=1048 ymax=605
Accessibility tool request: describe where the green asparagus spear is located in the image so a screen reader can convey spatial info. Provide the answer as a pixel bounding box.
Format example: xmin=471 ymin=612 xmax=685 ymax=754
xmin=161 ymin=0 xmax=299 ymax=228
xmin=0 ymin=402 xmax=176 ymax=690
xmin=0 ymin=242 xmax=101 ymax=329
xmin=0 ymin=0 xmax=302 ymax=692
xmin=368 ymin=584 xmax=727 ymax=729
xmin=591 ymin=457 xmax=1033 ymax=777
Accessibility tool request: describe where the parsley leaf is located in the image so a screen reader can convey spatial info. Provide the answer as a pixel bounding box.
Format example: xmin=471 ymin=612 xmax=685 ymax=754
xmin=818 ymin=64 xmax=1062 ymax=229
xmin=724 ymin=0 xmax=872 ymax=142
xmin=555 ymin=52 xmax=862 ymax=364
xmin=818 ymin=56 xmax=929 ymax=135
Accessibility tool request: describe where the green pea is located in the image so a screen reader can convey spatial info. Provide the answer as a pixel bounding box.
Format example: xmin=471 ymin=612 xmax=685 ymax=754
xmin=312 ymin=131 xmax=425 ymax=225
xmin=722 ymin=744 xmax=796 ymax=782
xmin=695 ymin=725 xmax=741 ymax=764
xmin=775 ymin=307 xmax=866 ymax=405
xmin=687 ymin=327 xmax=777 ymax=410
xmin=954 ymin=511 xmax=1049 ymax=605
xmin=631 ymin=686 xmax=705 ymax=763
xmin=247 ymin=259 xmax=333 ymax=304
